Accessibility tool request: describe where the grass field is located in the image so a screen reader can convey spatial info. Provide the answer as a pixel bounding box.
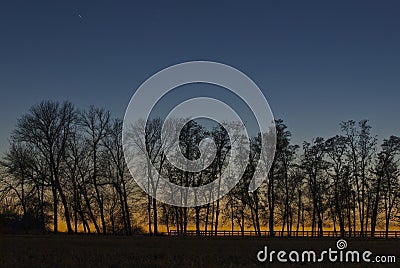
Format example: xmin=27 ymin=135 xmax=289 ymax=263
xmin=1 ymin=235 xmax=399 ymax=267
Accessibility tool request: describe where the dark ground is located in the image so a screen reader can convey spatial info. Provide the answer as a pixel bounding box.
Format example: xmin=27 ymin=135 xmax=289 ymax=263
xmin=0 ymin=235 xmax=399 ymax=267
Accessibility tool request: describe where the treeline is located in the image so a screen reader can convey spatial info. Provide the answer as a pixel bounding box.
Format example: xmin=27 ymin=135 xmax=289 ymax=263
xmin=0 ymin=100 xmax=399 ymax=237
xmin=0 ymin=101 xmax=140 ymax=234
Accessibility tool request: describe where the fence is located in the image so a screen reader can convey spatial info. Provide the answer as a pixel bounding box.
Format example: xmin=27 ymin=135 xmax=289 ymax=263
xmin=168 ymin=229 xmax=400 ymax=238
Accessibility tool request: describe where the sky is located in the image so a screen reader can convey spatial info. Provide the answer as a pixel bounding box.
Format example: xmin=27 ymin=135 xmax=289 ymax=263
xmin=1 ymin=0 xmax=400 ymax=153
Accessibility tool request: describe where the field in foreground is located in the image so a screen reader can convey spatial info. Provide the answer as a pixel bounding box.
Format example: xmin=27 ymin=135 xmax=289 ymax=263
xmin=1 ymin=235 xmax=399 ymax=267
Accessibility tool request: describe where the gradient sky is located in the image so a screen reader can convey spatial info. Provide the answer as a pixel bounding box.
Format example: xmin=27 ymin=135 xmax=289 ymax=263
xmin=1 ymin=0 xmax=400 ymax=153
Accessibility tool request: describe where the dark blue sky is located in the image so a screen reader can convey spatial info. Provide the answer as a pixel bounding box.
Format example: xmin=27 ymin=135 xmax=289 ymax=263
xmin=1 ymin=0 xmax=400 ymax=152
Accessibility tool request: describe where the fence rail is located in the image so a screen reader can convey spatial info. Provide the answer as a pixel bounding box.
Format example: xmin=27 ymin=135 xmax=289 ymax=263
xmin=168 ymin=229 xmax=400 ymax=238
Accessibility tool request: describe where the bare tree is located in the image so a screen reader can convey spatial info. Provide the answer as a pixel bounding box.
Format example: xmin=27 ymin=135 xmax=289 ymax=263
xmin=63 ymin=124 xmax=99 ymax=233
xmin=1 ymin=142 xmax=48 ymax=232
xmin=325 ymin=135 xmax=351 ymax=237
xmin=341 ymin=120 xmax=376 ymax=236
xmin=103 ymin=118 xmax=132 ymax=235
xmin=80 ymin=106 xmax=111 ymax=234
xmin=372 ymin=136 xmax=400 ymax=237
xmin=12 ymin=100 xmax=76 ymax=233
xmin=302 ymin=137 xmax=328 ymax=237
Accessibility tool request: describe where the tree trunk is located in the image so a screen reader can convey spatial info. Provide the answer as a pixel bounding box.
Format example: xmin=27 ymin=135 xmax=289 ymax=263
xmin=195 ymin=207 xmax=201 ymax=236
xmin=52 ymin=184 xmax=58 ymax=234
xmin=153 ymin=197 xmax=158 ymax=235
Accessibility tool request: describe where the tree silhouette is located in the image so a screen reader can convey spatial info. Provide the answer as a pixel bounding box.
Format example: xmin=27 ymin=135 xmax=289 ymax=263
xmin=2 ymin=101 xmax=400 ymax=237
